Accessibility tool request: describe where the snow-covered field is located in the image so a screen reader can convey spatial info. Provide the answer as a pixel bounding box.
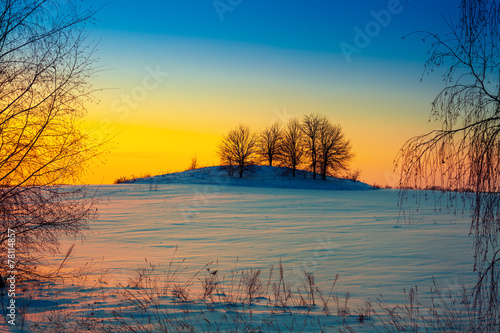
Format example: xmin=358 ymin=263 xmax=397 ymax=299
xmin=2 ymin=167 xmax=478 ymax=332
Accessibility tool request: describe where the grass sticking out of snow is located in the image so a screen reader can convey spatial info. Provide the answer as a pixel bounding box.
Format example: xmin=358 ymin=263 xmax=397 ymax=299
xmin=15 ymin=252 xmax=494 ymax=333
xmin=24 ymin=256 xmax=356 ymax=332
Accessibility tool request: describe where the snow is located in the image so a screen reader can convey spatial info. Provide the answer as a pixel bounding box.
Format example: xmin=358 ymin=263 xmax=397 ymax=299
xmin=125 ymin=165 xmax=373 ymax=191
xmin=1 ymin=167 xmax=477 ymax=332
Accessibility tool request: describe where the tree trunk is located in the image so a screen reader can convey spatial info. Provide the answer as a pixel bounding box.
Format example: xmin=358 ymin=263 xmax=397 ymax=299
xmin=312 ymin=151 xmax=317 ymax=179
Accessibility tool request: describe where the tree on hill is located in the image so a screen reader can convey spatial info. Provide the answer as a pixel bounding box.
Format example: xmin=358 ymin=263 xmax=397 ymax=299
xmin=301 ymin=114 xmax=324 ymax=179
xmin=257 ymin=122 xmax=282 ymax=166
xmin=218 ymin=115 xmax=354 ymax=181
xmin=279 ymin=118 xmax=304 ymax=177
xmin=0 ymin=0 xmax=101 ymax=283
xmin=317 ymin=119 xmax=353 ymax=180
xmin=218 ymin=124 xmax=258 ymax=178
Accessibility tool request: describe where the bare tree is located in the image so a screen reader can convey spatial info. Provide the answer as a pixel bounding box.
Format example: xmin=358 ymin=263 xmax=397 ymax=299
xmin=257 ymin=122 xmax=282 ymax=166
xmin=301 ymin=114 xmax=323 ymax=179
xmin=0 ymin=0 xmax=100 ymax=282
xmin=279 ymin=118 xmax=304 ymax=177
xmin=397 ymin=0 xmax=500 ymax=329
xmin=218 ymin=124 xmax=258 ymax=178
xmin=317 ymin=119 xmax=353 ymax=180
xmin=188 ymin=154 xmax=198 ymax=170
xmin=347 ymin=169 xmax=362 ymax=182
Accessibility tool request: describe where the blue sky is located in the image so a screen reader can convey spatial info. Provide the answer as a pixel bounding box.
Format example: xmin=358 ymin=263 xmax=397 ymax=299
xmin=89 ymin=0 xmax=457 ymax=60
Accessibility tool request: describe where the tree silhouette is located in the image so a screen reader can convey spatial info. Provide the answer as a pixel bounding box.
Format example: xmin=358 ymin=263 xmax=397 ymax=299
xmin=218 ymin=116 xmax=354 ymax=181
xmin=279 ymin=118 xmax=304 ymax=177
xmin=301 ymin=114 xmax=323 ymax=179
xmin=218 ymin=124 xmax=258 ymax=178
xmin=317 ymin=119 xmax=353 ymax=180
xmin=397 ymin=0 xmax=500 ymax=328
xmin=257 ymin=122 xmax=282 ymax=166
xmin=0 ymin=0 xmax=101 ymax=282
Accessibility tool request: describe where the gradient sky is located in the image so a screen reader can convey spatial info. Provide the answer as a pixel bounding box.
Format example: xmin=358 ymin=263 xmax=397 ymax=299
xmin=82 ymin=0 xmax=459 ymax=185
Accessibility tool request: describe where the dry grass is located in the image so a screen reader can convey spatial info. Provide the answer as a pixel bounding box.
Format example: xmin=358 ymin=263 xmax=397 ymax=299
xmin=372 ymin=281 xmax=481 ymax=332
xmin=113 ymin=172 xmax=153 ymax=184
xmin=12 ymin=253 xmax=500 ymax=333
xmin=33 ymin=256 xmax=348 ymax=332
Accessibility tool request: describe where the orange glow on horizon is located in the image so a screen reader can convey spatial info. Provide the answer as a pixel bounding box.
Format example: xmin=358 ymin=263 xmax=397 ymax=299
xmin=81 ymin=118 xmax=410 ymax=187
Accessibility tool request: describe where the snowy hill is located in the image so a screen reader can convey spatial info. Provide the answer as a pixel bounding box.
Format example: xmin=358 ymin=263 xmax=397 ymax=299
xmin=125 ymin=165 xmax=373 ymax=191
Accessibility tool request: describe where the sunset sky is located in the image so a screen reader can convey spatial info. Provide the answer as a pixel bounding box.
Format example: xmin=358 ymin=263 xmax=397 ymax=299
xmin=83 ymin=0 xmax=458 ymax=186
